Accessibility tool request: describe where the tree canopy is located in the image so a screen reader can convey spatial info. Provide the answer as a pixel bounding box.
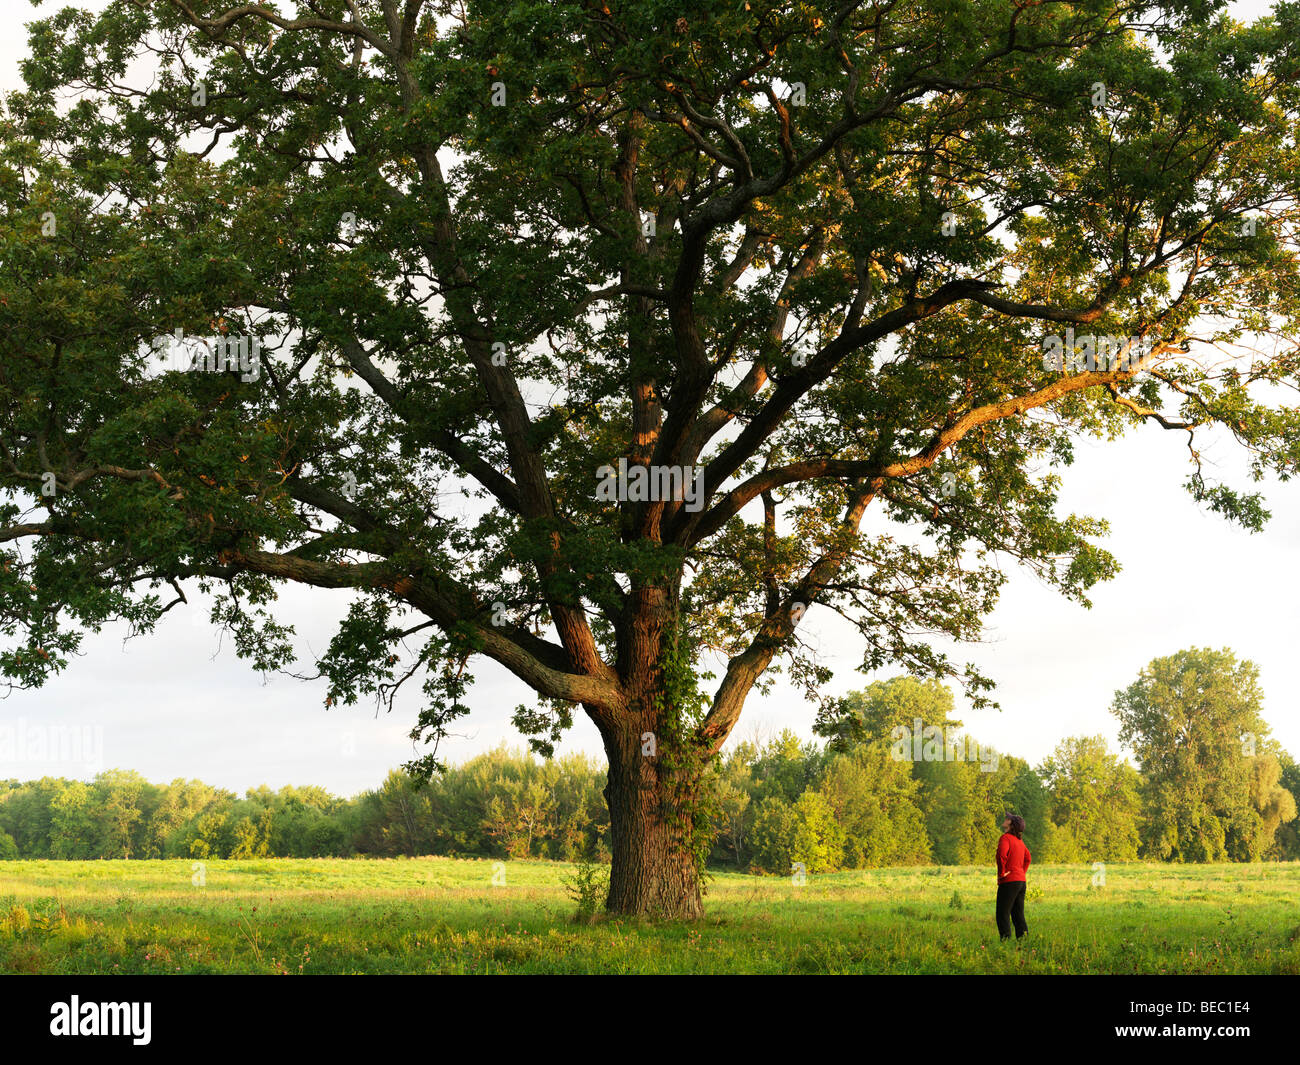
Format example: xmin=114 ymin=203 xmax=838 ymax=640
xmin=4 ymin=0 xmax=1300 ymax=913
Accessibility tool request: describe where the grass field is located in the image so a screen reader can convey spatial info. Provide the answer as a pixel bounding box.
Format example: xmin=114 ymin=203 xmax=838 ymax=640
xmin=1 ymin=858 xmax=1298 ymax=974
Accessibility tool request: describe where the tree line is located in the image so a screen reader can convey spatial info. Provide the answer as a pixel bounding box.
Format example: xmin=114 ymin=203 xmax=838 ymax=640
xmin=717 ymin=649 xmax=1299 ymax=871
xmin=2 ymin=650 xmax=1295 ymax=870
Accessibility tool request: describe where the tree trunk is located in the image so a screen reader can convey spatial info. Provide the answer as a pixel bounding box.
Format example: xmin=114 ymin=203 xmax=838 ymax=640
xmin=601 ymin=720 xmax=704 ymax=919
xmin=595 ymin=583 xmax=709 ymax=918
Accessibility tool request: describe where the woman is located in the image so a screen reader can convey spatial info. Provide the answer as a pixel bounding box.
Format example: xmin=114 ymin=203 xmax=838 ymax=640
xmin=995 ymin=813 xmax=1031 ymax=941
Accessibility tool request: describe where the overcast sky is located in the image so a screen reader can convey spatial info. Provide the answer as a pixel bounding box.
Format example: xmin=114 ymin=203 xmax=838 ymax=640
xmin=2 ymin=0 xmax=1296 ymax=798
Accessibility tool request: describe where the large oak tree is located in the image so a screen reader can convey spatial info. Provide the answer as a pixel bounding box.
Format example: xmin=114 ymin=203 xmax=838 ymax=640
xmin=3 ymin=0 xmax=1300 ymax=915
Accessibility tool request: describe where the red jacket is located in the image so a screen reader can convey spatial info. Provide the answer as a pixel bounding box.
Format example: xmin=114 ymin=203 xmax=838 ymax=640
xmin=996 ymin=832 xmax=1031 ymax=884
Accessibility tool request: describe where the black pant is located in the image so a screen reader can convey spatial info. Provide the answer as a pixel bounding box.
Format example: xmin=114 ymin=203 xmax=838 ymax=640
xmin=996 ymin=881 xmax=1028 ymax=940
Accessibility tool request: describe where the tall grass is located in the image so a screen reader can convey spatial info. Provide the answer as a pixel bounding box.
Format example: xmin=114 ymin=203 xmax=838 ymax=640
xmin=0 ymin=858 xmax=1296 ymax=974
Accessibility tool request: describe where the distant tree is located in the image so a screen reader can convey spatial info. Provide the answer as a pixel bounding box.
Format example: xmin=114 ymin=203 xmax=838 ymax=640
xmin=1246 ymin=754 xmax=1297 ymax=860
xmin=1113 ymin=649 xmax=1273 ymax=861
xmin=787 ymin=792 xmax=845 ymax=874
xmin=547 ymin=753 xmax=609 ymax=861
xmin=0 ymin=777 xmax=61 ymax=857
xmin=268 ymin=789 xmax=326 ymax=857
xmin=815 ymin=676 xmax=961 ymax=752
xmin=750 ymin=790 xmax=843 ymax=875
xmin=48 ymin=780 xmax=96 ymax=860
xmin=709 ymin=743 xmax=756 ymax=868
xmin=748 ymin=796 xmax=798 ymax=875
xmin=142 ymin=779 xmax=221 ymax=857
xmin=912 ymin=756 xmax=999 ymax=865
xmin=749 ymin=730 xmax=823 ymax=806
xmin=816 ymin=743 xmax=930 ymax=867
xmin=186 ymin=810 xmax=233 ymax=860
xmin=95 ymin=770 xmax=148 ymax=859
xmin=229 ymin=808 xmax=274 ymax=859
xmin=1273 ymin=755 xmax=1300 ymax=860
xmin=357 ymin=772 xmax=429 ymax=857
xmin=1037 ymin=735 xmax=1141 ymax=862
xmin=997 ymin=758 xmax=1052 ymax=858
xmin=304 ymin=816 xmax=347 ymax=857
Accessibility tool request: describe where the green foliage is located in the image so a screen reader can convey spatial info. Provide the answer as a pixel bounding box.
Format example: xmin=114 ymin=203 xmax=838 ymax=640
xmin=1113 ymin=648 xmax=1276 ymax=860
xmin=747 ymin=795 xmax=798 ymax=875
xmin=748 ymin=790 xmax=843 ymax=875
xmin=1037 ymin=736 xmax=1142 ymax=862
xmin=815 ymin=676 xmax=961 ymax=751
xmin=749 ymin=729 xmax=825 ymax=805
xmin=815 ymin=744 xmax=931 ymax=867
xmin=561 ymin=856 xmax=610 ymax=924
xmin=1272 ymin=755 xmax=1300 ymax=861
xmin=1246 ymin=754 xmax=1297 ymax=859
xmin=652 ymin=617 xmax=721 ymax=881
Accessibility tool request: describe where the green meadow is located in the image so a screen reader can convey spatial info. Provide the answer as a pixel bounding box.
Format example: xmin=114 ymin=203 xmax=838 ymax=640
xmin=1 ymin=859 xmax=1297 ymax=975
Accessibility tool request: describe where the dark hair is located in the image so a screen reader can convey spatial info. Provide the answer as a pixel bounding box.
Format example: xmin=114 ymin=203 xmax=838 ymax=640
xmin=1006 ymin=813 xmax=1025 ymax=838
